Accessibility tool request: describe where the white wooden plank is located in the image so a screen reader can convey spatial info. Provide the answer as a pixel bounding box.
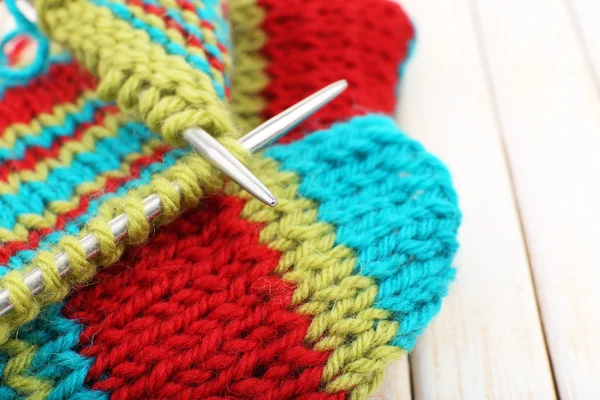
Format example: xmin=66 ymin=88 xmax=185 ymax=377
xmin=567 ymin=0 xmax=600 ymax=87
xmin=378 ymin=358 xmax=412 ymax=400
xmin=471 ymin=0 xmax=600 ymax=398
xmin=395 ymin=0 xmax=556 ymax=398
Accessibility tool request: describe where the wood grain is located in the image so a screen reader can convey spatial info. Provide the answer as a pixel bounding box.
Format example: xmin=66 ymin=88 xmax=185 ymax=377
xmin=567 ymin=0 xmax=600 ymax=88
xmin=396 ymin=0 xmax=556 ymax=398
xmin=378 ymin=357 xmax=413 ymax=400
xmin=471 ymin=0 xmax=600 ymax=398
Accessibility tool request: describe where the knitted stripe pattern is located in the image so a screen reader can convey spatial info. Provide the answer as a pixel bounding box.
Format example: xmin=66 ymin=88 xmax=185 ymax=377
xmin=35 ymin=0 xmax=237 ymax=145
xmin=0 ymin=0 xmax=239 ymax=341
xmin=0 ymin=0 xmax=461 ymax=399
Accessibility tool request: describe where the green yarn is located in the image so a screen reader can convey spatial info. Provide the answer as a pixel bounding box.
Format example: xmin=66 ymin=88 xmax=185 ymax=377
xmin=35 ymin=0 xmax=238 ymax=145
xmin=229 ymin=0 xmax=269 ymax=133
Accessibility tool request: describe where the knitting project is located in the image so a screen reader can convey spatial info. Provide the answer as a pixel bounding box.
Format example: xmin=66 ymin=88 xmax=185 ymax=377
xmin=0 ymin=0 xmax=461 ymax=398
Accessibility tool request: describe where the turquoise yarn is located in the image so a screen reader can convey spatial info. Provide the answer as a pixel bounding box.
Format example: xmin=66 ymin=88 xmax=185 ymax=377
xmin=0 ymin=121 xmax=156 ymax=231
xmin=0 ymin=0 xmax=50 ymax=81
xmin=0 ymin=304 xmax=106 ymax=399
xmin=3 ymin=145 xmax=187 ymax=274
xmin=267 ymin=114 xmax=461 ymax=350
xmin=88 ymin=0 xmax=227 ymax=98
xmin=0 ymin=99 xmax=107 ymax=162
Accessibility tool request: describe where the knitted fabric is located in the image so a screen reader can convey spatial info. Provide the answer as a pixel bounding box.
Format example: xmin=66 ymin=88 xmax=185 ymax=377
xmin=0 ymin=0 xmax=461 ymax=399
xmin=0 ymin=0 xmax=235 ymax=341
xmin=35 ymin=0 xmax=236 ymax=145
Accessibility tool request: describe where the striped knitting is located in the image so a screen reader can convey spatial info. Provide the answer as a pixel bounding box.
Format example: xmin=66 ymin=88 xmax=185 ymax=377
xmin=0 ymin=0 xmax=237 ymax=342
xmin=0 ymin=0 xmax=461 ymax=399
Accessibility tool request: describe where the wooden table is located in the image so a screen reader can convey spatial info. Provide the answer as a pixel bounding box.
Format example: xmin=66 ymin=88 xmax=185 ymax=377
xmin=2 ymin=0 xmax=600 ymax=398
xmin=377 ymin=0 xmax=600 ymax=398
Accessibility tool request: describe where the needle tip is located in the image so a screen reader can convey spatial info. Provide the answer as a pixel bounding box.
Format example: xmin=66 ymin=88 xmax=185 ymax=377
xmin=327 ymin=80 xmax=349 ymax=97
xmin=256 ymin=190 xmax=278 ymax=207
xmin=337 ymin=79 xmax=349 ymax=89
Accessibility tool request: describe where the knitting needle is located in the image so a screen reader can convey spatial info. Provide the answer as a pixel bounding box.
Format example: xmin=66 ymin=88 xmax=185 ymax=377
xmin=184 ymin=128 xmax=278 ymax=207
xmin=186 ymin=80 xmax=348 ymax=206
xmin=10 ymin=0 xmax=322 ymax=208
xmin=238 ymin=80 xmax=348 ymax=151
xmin=0 ymin=80 xmax=347 ymax=317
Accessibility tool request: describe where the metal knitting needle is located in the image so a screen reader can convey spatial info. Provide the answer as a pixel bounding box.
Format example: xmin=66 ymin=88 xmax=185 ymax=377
xmin=239 ymin=80 xmax=348 ymax=151
xmin=183 ymin=80 xmax=347 ymax=206
xmin=10 ymin=0 xmax=327 ymax=208
xmin=184 ymin=128 xmax=278 ymax=207
xmin=0 ymin=80 xmax=347 ymax=317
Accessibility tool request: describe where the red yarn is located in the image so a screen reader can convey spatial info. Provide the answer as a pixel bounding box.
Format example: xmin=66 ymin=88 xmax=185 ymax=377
xmin=65 ymin=195 xmax=345 ymax=400
xmin=39 ymin=3 xmax=416 ymax=398
xmin=0 ymin=144 xmax=171 ymax=264
xmin=0 ymin=58 xmax=178 ymax=263
xmin=0 ymin=105 xmax=119 ymax=181
xmin=0 ymin=62 xmax=97 ymax=134
xmin=127 ymin=0 xmax=226 ymax=73
xmin=259 ymin=0 xmax=414 ymax=143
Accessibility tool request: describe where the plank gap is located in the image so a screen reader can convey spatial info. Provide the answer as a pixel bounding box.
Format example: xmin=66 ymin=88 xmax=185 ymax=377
xmin=397 ymin=0 xmax=557 ymax=398
xmin=469 ymin=0 xmax=600 ymax=397
xmin=467 ymin=0 xmax=560 ymax=395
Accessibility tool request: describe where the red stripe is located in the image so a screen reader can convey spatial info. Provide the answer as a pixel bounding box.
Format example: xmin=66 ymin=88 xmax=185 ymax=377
xmin=0 ymin=63 xmax=97 ymax=135
xmin=200 ymin=20 xmax=214 ymax=30
xmin=64 ymin=194 xmax=342 ymax=399
xmin=174 ymin=0 xmax=196 ymax=14
xmin=0 ymin=106 xmax=119 ymax=181
xmin=258 ymin=0 xmax=414 ymax=143
xmin=0 ymin=145 xmax=172 ymax=264
xmin=217 ymin=42 xmax=228 ymax=54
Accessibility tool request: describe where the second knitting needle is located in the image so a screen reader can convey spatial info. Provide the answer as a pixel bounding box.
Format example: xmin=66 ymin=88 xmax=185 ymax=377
xmin=239 ymin=80 xmax=348 ymax=150
xmin=185 ymin=128 xmax=279 ymax=207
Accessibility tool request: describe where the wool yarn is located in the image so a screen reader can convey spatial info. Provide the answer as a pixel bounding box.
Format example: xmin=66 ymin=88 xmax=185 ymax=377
xmin=0 ymin=0 xmax=461 ymax=399
xmin=0 ymin=0 xmax=233 ymax=340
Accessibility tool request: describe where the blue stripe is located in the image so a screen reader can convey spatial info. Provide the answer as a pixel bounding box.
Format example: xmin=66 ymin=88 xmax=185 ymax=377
xmin=267 ymin=115 xmax=461 ymax=351
xmin=0 ymin=122 xmax=159 ymax=231
xmin=89 ymin=0 xmax=225 ymax=98
xmin=2 ymin=143 xmax=188 ymax=274
xmin=138 ymin=0 xmax=223 ymax=63
xmin=0 ymin=99 xmax=108 ymax=162
xmin=0 ymin=303 xmax=108 ymax=399
xmin=196 ymin=0 xmax=232 ymax=89
xmin=195 ymin=0 xmax=230 ymax=47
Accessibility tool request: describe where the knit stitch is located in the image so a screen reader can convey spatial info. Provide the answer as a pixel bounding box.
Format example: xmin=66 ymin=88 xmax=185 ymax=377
xmin=0 ymin=0 xmax=236 ymax=340
xmin=0 ymin=304 xmax=105 ymax=399
xmin=0 ymin=0 xmax=461 ymax=399
xmin=57 ymin=110 xmax=459 ymax=399
xmin=35 ymin=0 xmax=237 ymax=145
xmin=257 ymin=0 xmax=414 ymax=141
xmin=267 ymin=115 xmax=459 ymax=351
